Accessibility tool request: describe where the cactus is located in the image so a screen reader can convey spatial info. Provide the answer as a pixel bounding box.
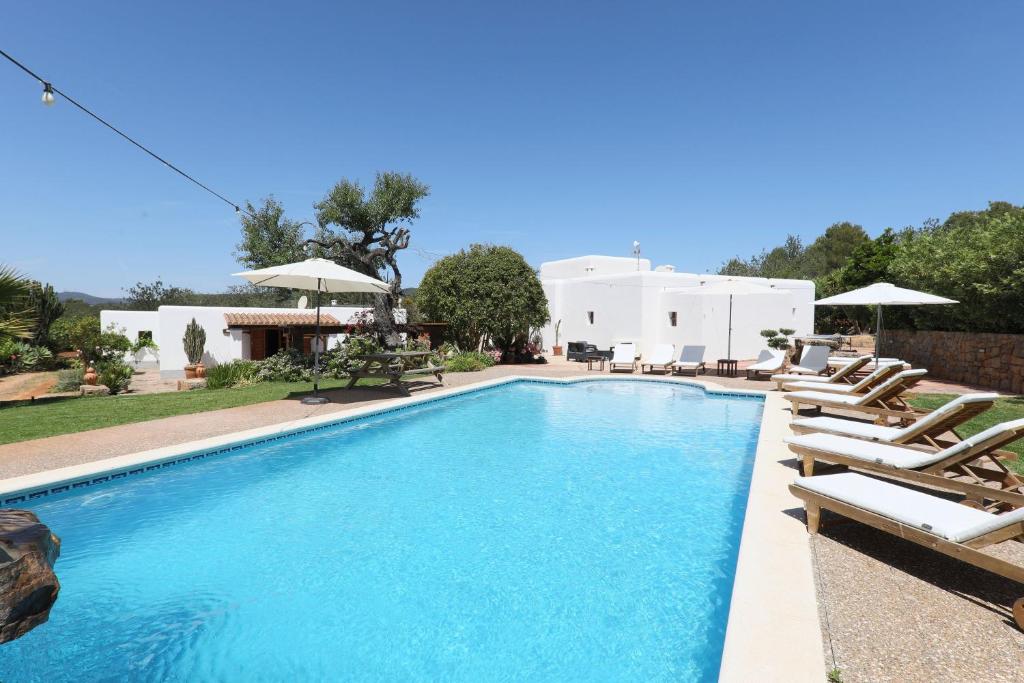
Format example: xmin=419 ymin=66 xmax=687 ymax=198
xmin=554 ymin=319 xmax=562 ymax=346
xmin=182 ymin=318 xmax=206 ymax=365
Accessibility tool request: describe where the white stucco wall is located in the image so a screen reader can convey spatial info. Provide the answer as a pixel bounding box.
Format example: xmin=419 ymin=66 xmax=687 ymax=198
xmin=540 ymin=256 xmax=815 ymax=362
xmin=100 ymin=310 xmax=161 ymax=366
xmin=103 ymin=305 xmax=405 ymax=378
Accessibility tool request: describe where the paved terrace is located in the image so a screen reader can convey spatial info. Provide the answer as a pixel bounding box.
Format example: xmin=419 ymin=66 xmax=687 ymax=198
xmin=0 ymin=356 xmax=1021 ymax=680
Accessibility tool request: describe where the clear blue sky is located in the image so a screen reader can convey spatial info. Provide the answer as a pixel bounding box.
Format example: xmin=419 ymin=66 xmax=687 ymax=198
xmin=3 ymin=1 xmax=1022 ymax=297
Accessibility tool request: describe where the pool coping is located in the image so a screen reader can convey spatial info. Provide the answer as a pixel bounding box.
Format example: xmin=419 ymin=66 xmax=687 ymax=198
xmin=718 ymin=390 xmax=826 ymax=682
xmin=0 ymin=374 xmax=824 ymax=680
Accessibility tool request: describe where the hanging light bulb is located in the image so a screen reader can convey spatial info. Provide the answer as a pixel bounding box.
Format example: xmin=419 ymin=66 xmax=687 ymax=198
xmin=41 ymin=83 xmax=55 ymax=106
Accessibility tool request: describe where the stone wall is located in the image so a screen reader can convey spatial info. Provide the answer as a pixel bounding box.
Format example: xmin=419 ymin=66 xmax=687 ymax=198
xmin=883 ymin=330 xmax=1024 ymax=393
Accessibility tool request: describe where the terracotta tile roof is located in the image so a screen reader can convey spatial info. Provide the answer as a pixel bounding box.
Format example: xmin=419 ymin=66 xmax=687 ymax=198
xmin=223 ymin=312 xmax=341 ymax=327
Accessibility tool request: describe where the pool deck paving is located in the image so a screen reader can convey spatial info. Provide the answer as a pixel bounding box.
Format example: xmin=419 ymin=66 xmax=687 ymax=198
xmin=1 ymin=356 xmax=1021 ymax=680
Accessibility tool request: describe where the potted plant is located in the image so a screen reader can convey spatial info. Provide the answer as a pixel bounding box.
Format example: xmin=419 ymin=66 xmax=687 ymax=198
xmin=183 ymin=317 xmax=206 ymax=379
xmin=760 ymin=327 xmax=796 ymax=362
xmin=551 ymin=319 xmax=563 ymax=356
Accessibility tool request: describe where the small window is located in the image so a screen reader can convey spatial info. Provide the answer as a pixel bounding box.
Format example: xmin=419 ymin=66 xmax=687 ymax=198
xmin=138 ymin=330 xmax=153 ymax=343
xmin=668 ymin=312 xmax=677 ymax=327
xmin=587 ymin=311 xmax=595 ymax=325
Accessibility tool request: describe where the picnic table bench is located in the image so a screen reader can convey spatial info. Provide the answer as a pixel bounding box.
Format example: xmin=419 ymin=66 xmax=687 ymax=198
xmin=347 ymin=351 xmax=445 ymax=394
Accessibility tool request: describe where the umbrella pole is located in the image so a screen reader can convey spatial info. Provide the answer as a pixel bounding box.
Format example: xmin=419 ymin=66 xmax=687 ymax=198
xmin=727 ymin=294 xmax=733 ymax=360
xmin=302 ymin=279 xmax=329 ymax=405
xmin=875 ymin=305 xmax=882 ymax=366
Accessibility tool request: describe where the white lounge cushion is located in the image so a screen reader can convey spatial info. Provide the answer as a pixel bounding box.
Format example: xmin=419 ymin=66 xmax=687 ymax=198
xmin=747 ymin=350 xmax=785 ymax=372
xmin=791 ymin=392 xmax=1002 ymax=443
xmin=675 ymin=345 xmax=705 ymax=366
xmin=645 ymin=344 xmax=675 ymax=365
xmin=793 ymin=472 xmax=1024 ymax=542
xmin=787 ymin=364 xmax=825 ymax=375
xmin=785 ymin=433 xmax=951 ymax=469
xmin=783 ymin=381 xmax=858 ymax=394
xmin=829 ymin=356 xmax=901 ymax=365
xmin=610 ymin=343 xmax=635 ymax=365
xmin=788 ymin=417 xmax=1024 ymax=470
xmin=787 ymin=390 xmax=863 ymax=405
xmin=773 ymin=373 xmax=832 ymax=384
xmin=792 ymin=416 xmax=903 ymax=441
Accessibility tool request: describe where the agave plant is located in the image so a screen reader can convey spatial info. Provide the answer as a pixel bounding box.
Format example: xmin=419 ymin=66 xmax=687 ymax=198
xmin=0 ymin=265 xmax=35 ymax=341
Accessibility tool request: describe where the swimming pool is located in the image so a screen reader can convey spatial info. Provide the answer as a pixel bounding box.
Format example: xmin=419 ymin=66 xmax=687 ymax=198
xmin=1 ymin=379 xmax=763 ymax=681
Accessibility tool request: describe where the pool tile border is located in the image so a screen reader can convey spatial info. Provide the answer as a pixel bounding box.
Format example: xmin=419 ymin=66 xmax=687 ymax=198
xmin=0 ymin=374 xmax=763 ymax=503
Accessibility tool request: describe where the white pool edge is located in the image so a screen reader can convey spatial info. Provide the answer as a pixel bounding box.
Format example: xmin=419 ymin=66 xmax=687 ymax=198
xmin=718 ymin=390 xmax=826 ymax=682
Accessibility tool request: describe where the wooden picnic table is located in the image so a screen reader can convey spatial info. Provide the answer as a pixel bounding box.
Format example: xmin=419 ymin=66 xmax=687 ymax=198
xmin=347 ymin=351 xmax=445 ymax=394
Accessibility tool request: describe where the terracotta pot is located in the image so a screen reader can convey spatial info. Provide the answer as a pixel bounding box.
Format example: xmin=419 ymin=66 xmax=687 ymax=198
xmin=83 ymin=365 xmax=98 ymax=385
xmin=552 ymin=345 xmax=563 ymax=356
xmin=195 ymin=362 xmax=206 ymax=378
xmin=184 ymin=364 xmax=197 ymax=379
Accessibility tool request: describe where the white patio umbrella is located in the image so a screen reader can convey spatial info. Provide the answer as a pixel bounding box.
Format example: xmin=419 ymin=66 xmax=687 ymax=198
xmin=814 ymin=282 xmax=957 ymax=363
xmin=233 ymin=258 xmax=390 ymax=404
xmin=675 ymin=279 xmax=784 ymax=360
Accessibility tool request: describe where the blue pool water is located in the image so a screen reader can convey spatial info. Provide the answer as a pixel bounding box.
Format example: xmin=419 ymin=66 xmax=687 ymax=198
xmin=1 ymin=380 xmax=762 ymax=681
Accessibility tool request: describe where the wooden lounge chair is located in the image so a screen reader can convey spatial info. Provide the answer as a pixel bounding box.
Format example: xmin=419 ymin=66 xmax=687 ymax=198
xmin=745 ymin=349 xmax=786 ymax=379
xmin=785 ymin=344 xmax=830 ymax=376
xmin=772 ymin=354 xmax=872 ymax=390
xmin=790 ymin=392 xmax=1000 ymax=449
xmin=671 ymin=345 xmax=706 ymax=376
xmin=786 ymin=369 xmax=928 ymax=423
xmin=778 ymin=362 xmax=904 ymax=396
xmin=789 ymin=472 xmax=1024 ymax=630
xmin=608 ymin=343 xmax=637 ymax=373
xmin=785 ymin=418 xmax=1024 ymax=505
xmin=641 ymin=343 xmax=675 ymax=374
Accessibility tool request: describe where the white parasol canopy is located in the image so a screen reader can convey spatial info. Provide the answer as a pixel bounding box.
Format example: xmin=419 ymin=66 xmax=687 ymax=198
xmin=814 ymin=282 xmax=957 ymax=362
xmin=675 ymin=279 xmax=785 ymax=359
xmin=232 ymin=258 xmax=391 ymax=294
xmin=232 ymin=258 xmax=390 ymax=404
xmin=815 ymin=282 xmax=957 ymax=307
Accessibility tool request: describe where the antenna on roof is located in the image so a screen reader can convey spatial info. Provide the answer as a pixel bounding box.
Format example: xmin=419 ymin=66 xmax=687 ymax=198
xmin=632 ymin=241 xmax=641 ymax=271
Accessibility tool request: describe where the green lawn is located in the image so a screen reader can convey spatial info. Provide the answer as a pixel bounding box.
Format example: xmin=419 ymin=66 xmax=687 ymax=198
xmin=0 ymin=377 xmax=392 ymax=445
xmin=908 ymin=393 xmax=1024 ymax=473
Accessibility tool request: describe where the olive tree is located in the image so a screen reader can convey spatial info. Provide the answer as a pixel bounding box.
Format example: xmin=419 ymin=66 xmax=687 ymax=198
xmin=313 ymin=173 xmax=430 ymax=344
xmin=417 ymin=244 xmax=549 ymax=353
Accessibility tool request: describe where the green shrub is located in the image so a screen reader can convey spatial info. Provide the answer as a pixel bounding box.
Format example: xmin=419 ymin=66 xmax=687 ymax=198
xmin=255 ymin=349 xmax=310 ymax=382
xmin=445 ymin=351 xmax=496 ymax=372
xmin=759 ymin=328 xmax=792 ymax=351
xmin=205 ymin=360 xmax=261 ymax=389
xmin=97 ymin=360 xmax=134 ymax=394
xmin=53 ymin=367 xmax=85 ymax=392
xmin=0 ymin=341 xmax=55 ymax=373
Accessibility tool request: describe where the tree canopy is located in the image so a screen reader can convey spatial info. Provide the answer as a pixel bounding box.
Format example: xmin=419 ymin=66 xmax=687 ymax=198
xmin=235 ymin=197 xmax=308 ymax=272
xmin=417 ymin=244 xmax=549 ymax=353
xmin=738 ymin=202 xmax=1024 ymax=334
xmin=313 ymin=172 xmax=430 ymax=343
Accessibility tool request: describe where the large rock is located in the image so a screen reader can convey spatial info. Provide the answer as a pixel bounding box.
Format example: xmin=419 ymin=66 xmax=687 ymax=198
xmin=0 ymin=509 xmax=61 ymax=644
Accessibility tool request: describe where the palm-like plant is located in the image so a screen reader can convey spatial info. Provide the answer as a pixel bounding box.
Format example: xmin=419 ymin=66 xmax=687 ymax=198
xmin=0 ymin=265 xmax=36 ymax=340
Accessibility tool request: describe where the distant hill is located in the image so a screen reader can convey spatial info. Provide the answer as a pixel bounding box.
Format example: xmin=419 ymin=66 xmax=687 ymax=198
xmin=57 ymin=291 xmax=123 ymax=305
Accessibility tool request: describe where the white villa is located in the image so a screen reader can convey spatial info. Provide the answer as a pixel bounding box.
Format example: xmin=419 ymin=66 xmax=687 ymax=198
xmin=101 ymin=305 xmax=383 ymax=379
xmin=103 ymin=254 xmax=814 ymax=378
xmin=539 ymin=255 xmax=815 ymax=361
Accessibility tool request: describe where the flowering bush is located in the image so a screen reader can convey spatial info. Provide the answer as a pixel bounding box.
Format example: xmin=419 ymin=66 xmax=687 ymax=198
xmin=255 ymin=349 xmax=310 ymax=383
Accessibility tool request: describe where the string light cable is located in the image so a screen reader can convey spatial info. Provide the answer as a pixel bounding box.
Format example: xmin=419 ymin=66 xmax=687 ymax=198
xmin=0 ymin=47 xmax=253 ymax=218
